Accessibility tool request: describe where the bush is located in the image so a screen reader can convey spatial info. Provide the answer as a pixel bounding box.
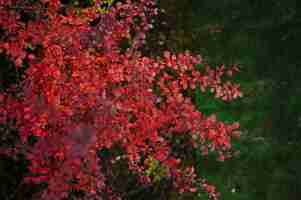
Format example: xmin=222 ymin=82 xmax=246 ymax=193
xmin=0 ymin=0 xmax=242 ymax=199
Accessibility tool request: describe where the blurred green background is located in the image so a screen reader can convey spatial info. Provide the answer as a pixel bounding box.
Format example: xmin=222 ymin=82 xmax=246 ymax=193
xmin=152 ymin=0 xmax=301 ymax=199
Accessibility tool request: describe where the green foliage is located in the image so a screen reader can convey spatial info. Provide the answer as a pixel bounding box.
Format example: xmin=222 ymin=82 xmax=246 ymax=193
xmin=145 ymin=157 xmax=169 ymax=184
xmin=157 ymin=1 xmax=301 ymax=199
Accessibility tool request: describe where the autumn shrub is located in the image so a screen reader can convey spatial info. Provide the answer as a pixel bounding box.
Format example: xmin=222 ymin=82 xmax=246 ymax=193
xmin=0 ymin=0 xmax=242 ymax=199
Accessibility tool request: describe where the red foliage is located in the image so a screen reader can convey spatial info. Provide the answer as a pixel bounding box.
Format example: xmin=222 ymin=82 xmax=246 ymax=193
xmin=0 ymin=0 xmax=242 ymax=199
